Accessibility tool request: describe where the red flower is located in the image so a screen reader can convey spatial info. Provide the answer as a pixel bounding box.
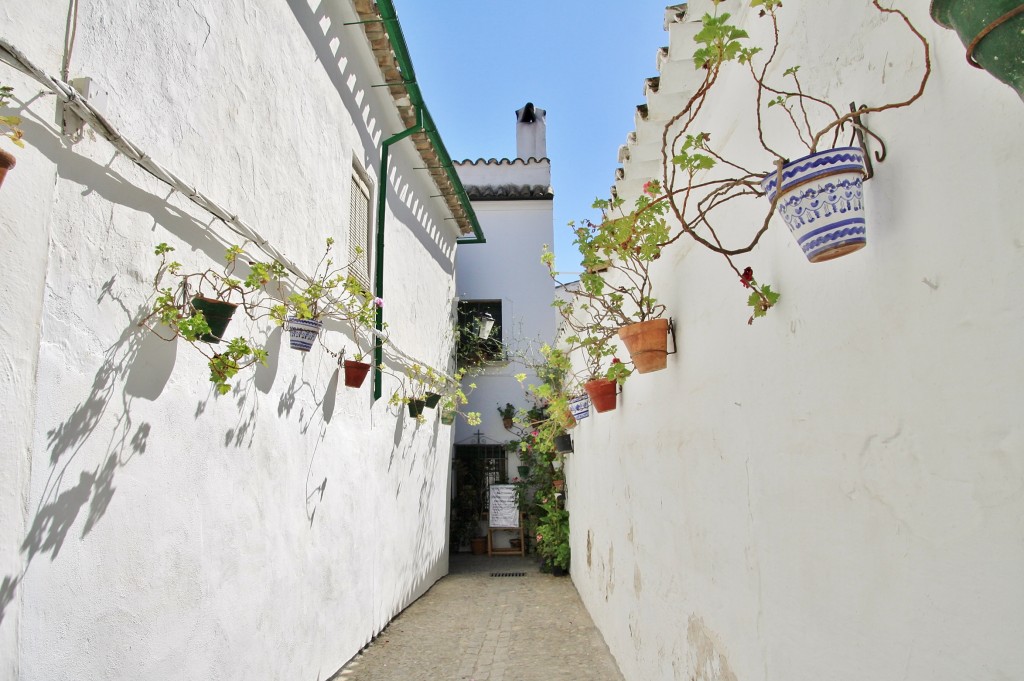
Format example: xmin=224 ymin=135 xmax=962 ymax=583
xmin=740 ymin=267 xmax=754 ymax=288
xmin=612 ymin=357 xmax=622 ymax=364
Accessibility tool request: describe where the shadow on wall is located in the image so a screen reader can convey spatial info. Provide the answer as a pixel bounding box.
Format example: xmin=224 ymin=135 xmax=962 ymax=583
xmin=16 ymin=112 xmax=237 ymax=269
xmin=0 ymin=283 xmax=172 ymax=626
xmin=285 ymin=0 xmax=459 ymax=275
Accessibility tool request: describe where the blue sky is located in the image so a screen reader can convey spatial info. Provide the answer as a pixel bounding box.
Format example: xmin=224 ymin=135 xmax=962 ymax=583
xmin=394 ymin=1 xmax=677 ymax=275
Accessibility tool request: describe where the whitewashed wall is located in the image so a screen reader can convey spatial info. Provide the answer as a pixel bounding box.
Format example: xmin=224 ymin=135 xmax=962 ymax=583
xmin=0 ymin=1 xmax=461 ymax=678
xmin=453 ymin=159 xmax=556 ymax=491
xmin=569 ymin=2 xmax=1024 ymax=681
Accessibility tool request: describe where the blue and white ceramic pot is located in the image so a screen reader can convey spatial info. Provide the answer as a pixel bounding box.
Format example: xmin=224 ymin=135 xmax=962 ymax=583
xmin=286 ymin=317 xmax=323 ymax=352
xmin=761 ymin=146 xmax=868 ymax=263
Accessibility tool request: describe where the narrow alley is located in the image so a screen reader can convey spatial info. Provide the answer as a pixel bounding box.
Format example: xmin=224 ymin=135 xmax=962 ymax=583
xmin=332 ymin=556 xmax=624 ymax=681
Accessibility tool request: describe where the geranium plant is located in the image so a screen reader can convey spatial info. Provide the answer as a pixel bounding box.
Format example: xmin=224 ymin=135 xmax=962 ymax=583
xmin=142 ymin=242 xmax=285 ymax=394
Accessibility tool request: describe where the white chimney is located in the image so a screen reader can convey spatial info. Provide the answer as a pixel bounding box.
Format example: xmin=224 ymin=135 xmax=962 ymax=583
xmin=515 ymin=102 xmax=546 ymax=160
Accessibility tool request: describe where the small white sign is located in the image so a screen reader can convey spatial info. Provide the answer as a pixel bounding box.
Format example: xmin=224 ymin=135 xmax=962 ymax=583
xmin=488 ymin=484 xmax=519 ymax=528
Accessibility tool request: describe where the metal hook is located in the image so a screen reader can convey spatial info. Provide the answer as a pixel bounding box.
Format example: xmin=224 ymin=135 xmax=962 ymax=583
xmin=665 ymin=317 xmax=679 ymax=356
xmin=848 ymin=102 xmax=887 ymax=180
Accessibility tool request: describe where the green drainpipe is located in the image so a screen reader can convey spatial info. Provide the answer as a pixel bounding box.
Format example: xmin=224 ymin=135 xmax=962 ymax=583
xmin=371 ymin=0 xmax=486 ymax=401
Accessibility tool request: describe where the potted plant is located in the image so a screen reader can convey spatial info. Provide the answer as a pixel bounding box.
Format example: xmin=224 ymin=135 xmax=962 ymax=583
xmin=142 ymin=243 xmax=283 ymax=394
xmin=275 ymin=238 xmax=381 ymax=352
xmin=498 ymin=402 xmax=516 ymax=429
xmin=705 ymin=1 xmax=928 ymax=264
xmin=536 ymin=494 xmax=570 ymax=575
xmin=0 ymin=84 xmax=24 ymax=189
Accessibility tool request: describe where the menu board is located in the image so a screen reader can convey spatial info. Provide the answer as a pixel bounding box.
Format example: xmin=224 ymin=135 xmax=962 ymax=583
xmin=488 ymin=484 xmax=519 ymax=528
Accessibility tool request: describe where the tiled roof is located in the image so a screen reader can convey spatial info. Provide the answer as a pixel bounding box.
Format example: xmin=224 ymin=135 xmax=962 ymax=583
xmin=458 ymin=157 xmax=551 ymax=166
xmin=352 ymin=0 xmax=475 ymax=235
xmin=463 ymin=184 xmax=554 ymax=201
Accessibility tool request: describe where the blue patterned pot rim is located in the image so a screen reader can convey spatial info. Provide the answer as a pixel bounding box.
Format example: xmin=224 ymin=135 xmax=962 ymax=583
xmin=761 ymin=146 xmax=866 ymax=197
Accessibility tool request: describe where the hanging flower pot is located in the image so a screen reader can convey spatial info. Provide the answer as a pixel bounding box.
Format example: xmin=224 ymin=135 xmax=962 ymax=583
xmin=424 ymin=392 xmax=441 ymax=409
xmin=930 ymin=0 xmax=1024 ymax=99
xmin=554 ymin=434 xmax=573 ymax=454
xmin=553 ymin=479 xmax=565 ymax=491
xmin=583 ymin=378 xmax=617 ymax=413
xmin=407 ymin=398 xmax=426 ymax=418
xmin=0 ymin=149 xmax=15 ymax=189
xmin=190 ymin=296 xmax=238 ymax=343
xmin=343 ymin=359 xmax=371 ymax=388
xmin=517 ymin=465 xmax=530 ymax=478
xmin=286 ymin=317 xmax=323 ymax=352
xmin=761 ymin=147 xmax=868 ymax=263
xmin=441 ymin=409 xmax=456 ymax=425
xmin=618 ymin=318 xmax=670 ymax=373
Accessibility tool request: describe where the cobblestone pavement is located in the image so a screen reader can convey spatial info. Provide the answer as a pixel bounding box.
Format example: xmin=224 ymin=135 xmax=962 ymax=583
xmin=331 ymin=554 xmax=625 ymax=681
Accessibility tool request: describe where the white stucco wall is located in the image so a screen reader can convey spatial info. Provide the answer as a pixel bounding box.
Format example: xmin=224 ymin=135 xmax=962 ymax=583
xmin=453 ymin=158 xmax=556 ymax=480
xmin=568 ymin=2 xmax=1024 ymax=680
xmin=0 ymin=1 xmax=461 ymax=678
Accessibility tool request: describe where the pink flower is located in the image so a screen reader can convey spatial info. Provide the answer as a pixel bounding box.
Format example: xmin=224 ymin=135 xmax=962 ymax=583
xmin=372 ymin=297 xmax=384 ymax=308
xmin=642 ymin=180 xmax=660 ymax=197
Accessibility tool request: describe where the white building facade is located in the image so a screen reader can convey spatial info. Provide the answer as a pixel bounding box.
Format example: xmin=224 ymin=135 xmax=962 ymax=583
xmin=0 ymin=1 xmax=479 ymax=678
xmin=566 ymin=2 xmax=1024 ymax=681
xmin=452 ymin=104 xmax=557 ymax=545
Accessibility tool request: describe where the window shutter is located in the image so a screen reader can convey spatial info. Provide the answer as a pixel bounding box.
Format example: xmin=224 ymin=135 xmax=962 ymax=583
xmin=348 ymin=172 xmax=371 ymax=290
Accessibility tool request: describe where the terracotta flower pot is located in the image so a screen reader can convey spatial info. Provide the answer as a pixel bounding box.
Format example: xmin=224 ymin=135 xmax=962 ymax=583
xmin=469 ymin=536 xmax=487 ymax=555
xmin=0 ymin=148 xmax=15 ymax=189
xmin=618 ymin=318 xmax=669 ymax=373
xmin=343 ymin=359 xmax=371 ymax=388
xmin=502 ymin=417 xmax=514 ymax=429
xmin=583 ymin=378 xmax=617 ymax=413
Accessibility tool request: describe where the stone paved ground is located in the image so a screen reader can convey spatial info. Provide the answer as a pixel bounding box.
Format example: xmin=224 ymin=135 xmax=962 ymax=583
xmin=331 ymin=554 xmax=625 ymax=681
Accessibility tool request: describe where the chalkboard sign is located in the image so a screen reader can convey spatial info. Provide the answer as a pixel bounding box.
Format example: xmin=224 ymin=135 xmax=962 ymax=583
xmin=488 ymin=484 xmax=519 ymax=528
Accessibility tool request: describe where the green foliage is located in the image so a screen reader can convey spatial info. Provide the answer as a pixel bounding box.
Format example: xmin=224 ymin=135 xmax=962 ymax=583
xmin=208 ymin=337 xmax=267 ymax=395
xmin=693 ymin=12 xmax=750 ymax=68
xmin=0 ymin=84 xmax=24 ymax=150
xmin=535 ymin=494 xmax=570 ymax=570
xmin=143 ymin=242 xmax=284 ymax=395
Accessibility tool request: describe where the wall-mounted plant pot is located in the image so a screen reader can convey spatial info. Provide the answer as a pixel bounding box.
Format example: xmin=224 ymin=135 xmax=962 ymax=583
xmin=441 ymin=409 xmax=456 ymax=425
xmin=502 ymin=417 xmax=514 ymax=430
xmin=761 ymin=146 xmax=867 ymax=263
xmin=407 ymin=399 xmax=426 ymax=418
xmin=583 ymin=378 xmax=617 ymax=413
xmin=554 ymin=434 xmax=573 ymax=454
xmin=190 ymin=296 xmax=238 ymax=343
xmin=931 ymin=0 xmax=1024 ymax=99
xmin=618 ymin=318 xmax=670 ymax=373
xmin=286 ymin=317 xmax=323 ymax=351
xmin=553 ymin=479 xmax=565 ymax=491
xmin=0 ymin=149 xmax=15 ymax=189
xmin=424 ymin=392 xmax=441 ymax=409
xmin=517 ymin=465 xmax=530 ymax=478
xmin=343 ymin=359 xmax=371 ymax=388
